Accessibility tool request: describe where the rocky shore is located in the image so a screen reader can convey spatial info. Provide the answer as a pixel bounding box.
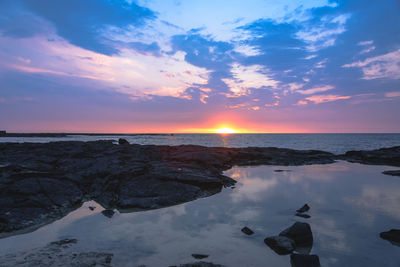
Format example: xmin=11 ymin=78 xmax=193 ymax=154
xmin=0 ymin=141 xmax=399 ymax=236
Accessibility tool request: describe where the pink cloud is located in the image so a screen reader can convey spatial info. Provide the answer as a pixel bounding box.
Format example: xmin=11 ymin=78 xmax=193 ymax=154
xmin=385 ymin=91 xmax=400 ymax=98
xmin=305 ymin=94 xmax=351 ymax=104
xmin=296 ymin=85 xmax=334 ymax=95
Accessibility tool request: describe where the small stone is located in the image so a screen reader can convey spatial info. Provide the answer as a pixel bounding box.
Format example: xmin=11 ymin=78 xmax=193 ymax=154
xmin=295 ymin=213 xmax=311 ymax=219
xmin=241 ymin=226 xmax=254 ymax=235
xmin=192 ymin=254 xmax=209 ymax=259
xmin=380 ymin=229 xmax=400 ymax=243
xmin=290 ymin=254 xmax=321 ymax=267
xmin=274 ymin=169 xmax=291 ymax=172
xmin=101 ymin=209 xmax=115 ymax=218
xmin=296 ymin=204 xmax=310 ymax=213
xmin=264 ymin=236 xmax=295 ymax=255
xmin=88 ymin=206 xmax=96 ymax=211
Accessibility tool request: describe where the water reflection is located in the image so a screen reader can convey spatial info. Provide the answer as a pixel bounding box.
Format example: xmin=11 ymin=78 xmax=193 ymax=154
xmin=0 ymin=161 xmax=399 ymax=266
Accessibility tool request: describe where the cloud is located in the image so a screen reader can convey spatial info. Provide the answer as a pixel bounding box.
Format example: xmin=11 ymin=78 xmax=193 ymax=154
xmin=305 ymin=94 xmax=351 ymax=104
xmin=222 ymin=63 xmax=278 ymax=97
xmin=11 ymin=0 xmax=156 ymax=55
xmin=343 ymin=49 xmax=400 ymax=80
xmin=385 ymin=91 xmax=400 ymax=98
xmin=295 ymin=85 xmax=334 ymax=95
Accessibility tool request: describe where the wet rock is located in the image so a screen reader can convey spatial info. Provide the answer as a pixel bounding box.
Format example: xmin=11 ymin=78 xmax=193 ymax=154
xmin=192 ymin=254 xmax=209 ymax=259
xmin=50 ymin=238 xmax=77 ymax=246
xmin=118 ymin=138 xmax=129 ymax=145
xmin=88 ymin=206 xmax=96 ymax=211
xmin=295 ymin=213 xmax=311 ymax=219
xmin=296 ymin=204 xmax=310 ymax=213
xmin=279 ymin=222 xmax=313 ymax=247
xmin=382 ymin=170 xmax=400 ymax=176
xmin=264 ymin=236 xmax=295 ymax=255
xmin=290 ymin=254 xmax=321 ymax=267
xmin=101 ymin=209 xmax=115 ymax=218
xmin=241 ymin=226 xmax=254 ymax=235
xmin=274 ymin=169 xmax=291 ymax=172
xmin=380 ymin=229 xmax=400 ymax=243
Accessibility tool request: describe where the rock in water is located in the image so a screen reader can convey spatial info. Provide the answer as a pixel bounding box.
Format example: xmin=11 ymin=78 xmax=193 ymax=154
xmin=241 ymin=226 xmax=254 ymax=235
xmin=174 ymin=262 xmax=225 ymax=267
xmin=88 ymin=206 xmax=96 ymax=211
xmin=279 ymin=222 xmax=313 ymax=247
xmin=380 ymin=229 xmax=400 ymax=243
xmin=101 ymin=209 xmax=115 ymax=218
xmin=290 ymin=254 xmax=321 ymax=267
xmin=264 ymin=236 xmax=295 ymax=255
xmin=118 ymin=138 xmax=129 ymax=145
xmin=296 ymin=204 xmax=310 ymax=213
xmin=295 ymin=213 xmax=311 ymax=219
xmin=192 ymin=254 xmax=209 ymax=259
xmin=382 ymin=170 xmax=400 ymax=176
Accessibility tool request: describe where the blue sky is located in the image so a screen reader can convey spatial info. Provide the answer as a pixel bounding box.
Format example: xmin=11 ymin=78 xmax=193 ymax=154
xmin=0 ymin=0 xmax=399 ymax=132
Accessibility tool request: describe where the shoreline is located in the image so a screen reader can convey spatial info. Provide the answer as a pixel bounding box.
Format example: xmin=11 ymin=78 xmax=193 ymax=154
xmin=0 ymin=140 xmax=399 ymax=237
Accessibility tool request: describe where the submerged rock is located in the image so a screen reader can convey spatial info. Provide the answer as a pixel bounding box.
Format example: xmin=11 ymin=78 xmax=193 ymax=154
xmin=296 ymin=204 xmax=310 ymax=213
xmin=192 ymin=254 xmax=209 ymax=259
xmin=279 ymin=222 xmax=313 ymax=247
xmin=295 ymin=213 xmax=311 ymax=219
xmin=380 ymin=229 xmax=400 ymax=243
xmin=0 ymin=238 xmax=113 ymax=266
xmin=382 ymin=170 xmax=400 ymax=176
xmin=290 ymin=254 xmax=321 ymax=267
xmin=264 ymin=236 xmax=295 ymax=255
xmin=241 ymin=226 xmax=254 ymax=235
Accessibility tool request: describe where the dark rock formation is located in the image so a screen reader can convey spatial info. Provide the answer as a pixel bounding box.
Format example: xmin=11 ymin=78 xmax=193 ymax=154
xmin=380 ymin=229 xmax=400 ymax=243
xmin=0 ymin=141 xmax=336 ymax=235
xmin=290 ymin=254 xmax=321 ymax=267
xmin=382 ymin=170 xmax=400 ymax=176
xmin=279 ymin=222 xmax=313 ymax=247
xmin=296 ymin=204 xmax=310 ymax=213
xmin=0 ymin=238 xmax=113 ymax=266
xmin=192 ymin=254 xmax=209 ymax=259
xmin=118 ymin=138 xmax=129 ymax=145
xmin=241 ymin=226 xmax=254 ymax=235
xmin=341 ymin=146 xmax=400 ymax=166
xmin=264 ymin=236 xmax=295 ymax=255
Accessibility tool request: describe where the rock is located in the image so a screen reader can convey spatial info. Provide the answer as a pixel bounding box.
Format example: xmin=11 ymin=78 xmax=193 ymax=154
xmin=382 ymin=170 xmax=400 ymax=176
xmin=290 ymin=254 xmax=320 ymax=267
xmin=88 ymin=206 xmax=96 ymax=211
xmin=192 ymin=254 xmax=209 ymax=259
xmin=296 ymin=204 xmax=310 ymax=213
xmin=241 ymin=226 xmax=254 ymax=235
xmin=279 ymin=222 xmax=313 ymax=247
xmin=118 ymin=138 xmax=129 ymax=145
xmin=274 ymin=169 xmax=291 ymax=172
xmin=264 ymin=236 xmax=295 ymax=255
xmin=0 ymin=238 xmax=113 ymax=266
xmin=380 ymin=229 xmax=400 ymax=243
xmin=295 ymin=213 xmax=311 ymax=219
xmin=342 ymin=146 xmax=400 ymax=166
xmin=101 ymin=209 xmax=115 ymax=218
xmin=174 ymin=262 xmax=225 ymax=267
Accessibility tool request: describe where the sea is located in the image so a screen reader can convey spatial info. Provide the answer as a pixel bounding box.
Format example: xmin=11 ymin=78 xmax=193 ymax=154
xmin=1 ymin=133 xmax=400 ymax=154
xmin=1 ymin=133 xmax=400 ymax=266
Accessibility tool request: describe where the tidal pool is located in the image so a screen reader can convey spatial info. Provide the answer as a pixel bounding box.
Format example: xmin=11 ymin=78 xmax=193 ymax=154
xmin=0 ymin=161 xmax=399 ymax=266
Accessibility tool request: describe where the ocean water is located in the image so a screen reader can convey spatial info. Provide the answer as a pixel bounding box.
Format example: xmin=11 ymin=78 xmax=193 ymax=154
xmin=0 ymin=161 xmax=399 ymax=267
xmin=1 ymin=133 xmax=400 ymax=154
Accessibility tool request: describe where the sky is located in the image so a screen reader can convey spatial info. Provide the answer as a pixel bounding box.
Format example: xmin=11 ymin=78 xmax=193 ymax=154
xmin=0 ymin=0 xmax=399 ymax=133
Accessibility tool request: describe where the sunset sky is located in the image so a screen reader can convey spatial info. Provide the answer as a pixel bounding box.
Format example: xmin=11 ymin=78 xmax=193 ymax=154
xmin=0 ymin=0 xmax=399 ymax=133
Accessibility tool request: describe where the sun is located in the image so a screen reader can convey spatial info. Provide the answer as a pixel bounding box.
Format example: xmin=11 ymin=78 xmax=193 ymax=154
xmin=213 ymin=127 xmax=237 ymax=134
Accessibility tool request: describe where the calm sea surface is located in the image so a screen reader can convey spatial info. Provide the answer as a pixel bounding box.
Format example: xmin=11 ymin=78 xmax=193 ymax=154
xmin=1 ymin=133 xmax=400 ymax=154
